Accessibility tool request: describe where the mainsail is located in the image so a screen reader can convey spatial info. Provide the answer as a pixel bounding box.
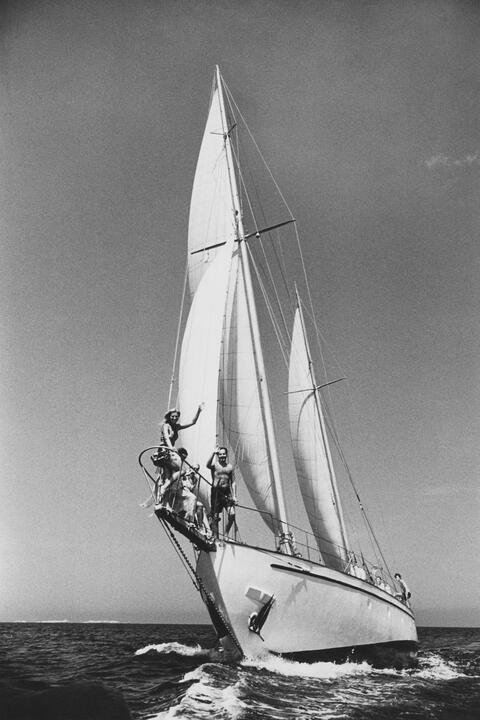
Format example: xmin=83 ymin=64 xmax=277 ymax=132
xmin=179 ymin=67 xmax=287 ymax=534
xmin=187 ymin=79 xmax=237 ymax=296
xmin=178 ymin=246 xmax=232 ymax=507
xmin=288 ymin=303 xmax=348 ymax=570
xmin=219 ymin=251 xmax=285 ymax=534
xmin=179 ymin=71 xmax=236 ymax=503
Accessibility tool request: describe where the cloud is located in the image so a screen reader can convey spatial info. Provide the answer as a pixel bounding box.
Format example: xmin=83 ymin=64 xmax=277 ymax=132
xmin=426 ymin=153 xmax=479 ymax=169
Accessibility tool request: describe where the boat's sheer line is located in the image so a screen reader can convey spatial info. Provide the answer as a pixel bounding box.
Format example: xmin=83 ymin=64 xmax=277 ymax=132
xmin=168 ymin=260 xmax=189 ymax=409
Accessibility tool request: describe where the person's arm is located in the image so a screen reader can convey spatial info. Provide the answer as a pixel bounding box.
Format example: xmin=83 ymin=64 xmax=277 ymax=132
xmin=206 ymin=446 xmax=218 ymax=470
xmin=178 ymin=403 xmax=204 ymax=430
xmin=230 ymin=470 xmax=237 ymax=503
xmin=161 ymin=423 xmax=174 ymax=450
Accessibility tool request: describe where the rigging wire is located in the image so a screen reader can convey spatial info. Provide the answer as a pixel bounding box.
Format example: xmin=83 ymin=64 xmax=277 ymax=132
xmin=323 ymin=404 xmax=394 ymax=578
xmin=223 ymin=78 xmax=296 ymax=221
xmin=167 ymin=261 xmax=189 ymax=409
xmin=224 ymin=82 xmax=294 ymax=314
xmin=222 ymin=72 xmax=395 ymax=579
xmin=225 ymin=79 xmax=361 ymax=553
xmin=228 ymin=139 xmax=292 ymax=343
xmin=300 ymin=296 xmax=395 ymax=574
xmin=246 ymin=244 xmax=289 ymax=367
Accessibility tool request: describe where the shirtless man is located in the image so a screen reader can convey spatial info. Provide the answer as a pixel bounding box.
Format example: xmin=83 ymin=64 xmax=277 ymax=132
xmin=206 ymin=446 xmax=237 ymax=538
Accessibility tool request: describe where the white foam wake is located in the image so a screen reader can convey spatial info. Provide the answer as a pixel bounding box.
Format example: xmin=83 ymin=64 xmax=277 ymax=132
xmin=415 ymin=653 xmax=466 ymax=680
xmin=135 ymin=641 xmax=205 ymax=657
xmin=149 ymin=666 xmax=246 ymax=719
xmin=242 ymin=653 xmax=373 ymax=679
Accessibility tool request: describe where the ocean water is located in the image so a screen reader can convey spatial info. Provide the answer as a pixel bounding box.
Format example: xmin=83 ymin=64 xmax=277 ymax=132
xmin=0 ymin=624 xmax=479 ymax=719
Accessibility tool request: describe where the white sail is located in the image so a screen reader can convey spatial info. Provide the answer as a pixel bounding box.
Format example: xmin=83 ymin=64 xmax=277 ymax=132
xmin=219 ymin=252 xmax=283 ymax=534
xmin=288 ymin=307 xmax=348 ymax=570
xmin=178 ymin=245 xmax=232 ymax=507
xmin=187 ymin=83 xmax=236 ymax=296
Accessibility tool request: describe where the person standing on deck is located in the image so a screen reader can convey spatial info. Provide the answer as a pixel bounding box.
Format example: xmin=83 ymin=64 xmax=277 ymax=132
xmin=394 ymin=573 xmax=411 ymax=604
xmin=206 ymin=446 xmax=237 ymax=539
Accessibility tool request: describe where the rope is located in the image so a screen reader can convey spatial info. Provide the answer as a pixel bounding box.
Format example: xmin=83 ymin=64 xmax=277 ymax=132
xmin=168 ymin=261 xmax=188 ymax=408
xmin=222 ymin=78 xmax=295 ymax=221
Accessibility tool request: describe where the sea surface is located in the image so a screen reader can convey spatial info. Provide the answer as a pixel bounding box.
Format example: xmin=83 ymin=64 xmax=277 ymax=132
xmin=0 ymin=623 xmax=479 ymax=719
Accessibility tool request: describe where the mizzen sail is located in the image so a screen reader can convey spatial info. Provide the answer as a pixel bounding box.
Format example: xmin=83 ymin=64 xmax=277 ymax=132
xmin=288 ymin=305 xmax=348 ymax=570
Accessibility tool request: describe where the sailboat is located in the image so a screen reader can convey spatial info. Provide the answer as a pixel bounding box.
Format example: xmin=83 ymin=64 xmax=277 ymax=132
xmin=139 ymin=67 xmax=418 ymax=668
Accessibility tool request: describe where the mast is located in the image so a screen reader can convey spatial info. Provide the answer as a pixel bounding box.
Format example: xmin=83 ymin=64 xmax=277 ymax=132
xmin=294 ymin=286 xmax=349 ymax=552
xmin=215 ymin=66 xmax=289 ymax=533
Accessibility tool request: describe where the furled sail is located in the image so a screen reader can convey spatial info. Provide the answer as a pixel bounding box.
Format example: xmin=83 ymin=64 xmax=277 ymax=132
xmin=288 ymin=306 xmax=348 ymax=570
xmin=178 ymin=245 xmax=233 ymax=508
xmin=187 ymin=82 xmax=237 ymax=296
xmin=218 ymin=251 xmax=284 ymax=535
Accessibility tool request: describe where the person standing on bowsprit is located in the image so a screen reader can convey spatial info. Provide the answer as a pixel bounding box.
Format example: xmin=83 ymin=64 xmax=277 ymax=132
xmin=206 ymin=446 xmax=237 ymax=539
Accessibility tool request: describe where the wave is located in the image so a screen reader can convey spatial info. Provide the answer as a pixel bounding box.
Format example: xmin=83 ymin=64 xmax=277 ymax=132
xmin=242 ymin=654 xmax=374 ymax=679
xmin=370 ymin=652 xmax=468 ymax=680
xmin=149 ymin=667 xmax=246 ymax=719
xmin=135 ymin=641 xmax=207 ymax=658
xmin=414 ymin=653 xmax=466 ymax=680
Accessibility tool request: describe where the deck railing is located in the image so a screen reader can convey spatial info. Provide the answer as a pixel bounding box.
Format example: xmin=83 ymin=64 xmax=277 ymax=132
xmin=138 ymin=446 xmax=410 ymax=606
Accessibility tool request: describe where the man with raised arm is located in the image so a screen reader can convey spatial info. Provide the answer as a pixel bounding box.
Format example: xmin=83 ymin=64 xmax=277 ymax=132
xmin=206 ymin=446 xmax=237 ymax=539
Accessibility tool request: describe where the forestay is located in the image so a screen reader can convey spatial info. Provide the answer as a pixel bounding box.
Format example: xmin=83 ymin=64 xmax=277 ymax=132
xmin=288 ymin=306 xmax=348 ymax=570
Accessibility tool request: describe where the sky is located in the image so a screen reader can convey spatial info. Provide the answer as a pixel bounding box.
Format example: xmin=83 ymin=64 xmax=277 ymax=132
xmin=1 ymin=0 xmax=479 ymax=626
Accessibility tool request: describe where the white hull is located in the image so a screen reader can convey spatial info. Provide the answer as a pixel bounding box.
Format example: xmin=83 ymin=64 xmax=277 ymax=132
xmin=197 ymin=541 xmax=418 ymax=667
